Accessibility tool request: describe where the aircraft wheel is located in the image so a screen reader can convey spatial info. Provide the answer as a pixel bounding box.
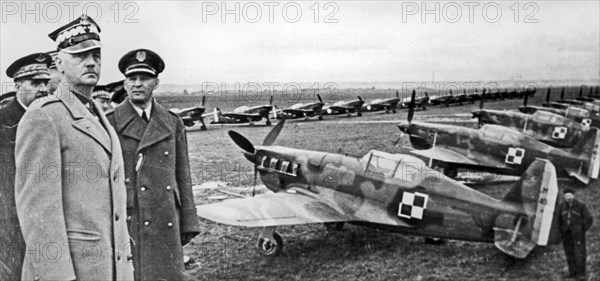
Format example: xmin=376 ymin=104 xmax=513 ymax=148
xmin=257 ymin=232 xmax=283 ymax=257
xmin=324 ymin=222 xmax=344 ymax=231
xmin=266 ymin=121 xmax=272 ymax=126
xmin=318 ymin=116 xmax=323 ymax=121
xmin=200 ymin=125 xmax=207 ymax=131
xmin=357 ymin=112 xmax=362 ymax=117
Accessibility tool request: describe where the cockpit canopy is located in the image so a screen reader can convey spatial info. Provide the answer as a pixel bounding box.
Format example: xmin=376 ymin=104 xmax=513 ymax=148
xmin=360 ymin=150 xmax=427 ymax=185
xmin=480 ymin=125 xmax=523 ymax=143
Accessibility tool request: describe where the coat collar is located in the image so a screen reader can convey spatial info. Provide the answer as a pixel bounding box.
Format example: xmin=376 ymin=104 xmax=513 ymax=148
xmin=114 ymin=98 xmax=174 ymax=152
xmin=1 ymin=98 xmax=26 ymax=127
xmin=60 ymin=90 xmax=112 ymax=154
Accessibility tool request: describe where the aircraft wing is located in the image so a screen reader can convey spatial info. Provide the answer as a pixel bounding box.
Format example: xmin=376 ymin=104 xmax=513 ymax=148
xmin=328 ymin=105 xmax=358 ymax=112
xmin=282 ymin=108 xmax=315 ymax=116
xmin=196 ymin=190 xmax=351 ymax=227
xmin=222 ymin=112 xmax=263 ymax=121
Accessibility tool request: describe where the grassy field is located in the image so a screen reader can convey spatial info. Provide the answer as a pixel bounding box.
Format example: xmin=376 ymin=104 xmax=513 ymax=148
xmin=170 ymin=87 xmax=599 ymax=281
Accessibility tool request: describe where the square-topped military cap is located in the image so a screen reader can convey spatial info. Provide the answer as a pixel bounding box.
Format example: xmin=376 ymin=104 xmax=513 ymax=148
xmin=6 ymin=53 xmax=52 ymax=81
xmin=118 ymin=49 xmax=165 ymax=77
xmin=48 ymin=14 xmax=102 ymax=54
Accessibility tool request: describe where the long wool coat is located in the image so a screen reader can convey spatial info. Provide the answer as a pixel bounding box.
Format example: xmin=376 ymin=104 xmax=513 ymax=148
xmin=107 ymin=99 xmax=200 ymax=281
xmin=15 ymin=92 xmax=134 ymax=281
xmin=0 ymin=98 xmax=26 ymax=281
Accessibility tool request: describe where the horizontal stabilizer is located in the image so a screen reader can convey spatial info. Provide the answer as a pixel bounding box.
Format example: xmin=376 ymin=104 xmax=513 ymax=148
xmin=493 ymin=227 xmax=537 ymax=259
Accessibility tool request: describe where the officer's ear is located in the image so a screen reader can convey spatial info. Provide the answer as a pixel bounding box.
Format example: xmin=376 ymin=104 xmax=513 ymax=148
xmin=152 ymin=78 xmax=160 ymax=91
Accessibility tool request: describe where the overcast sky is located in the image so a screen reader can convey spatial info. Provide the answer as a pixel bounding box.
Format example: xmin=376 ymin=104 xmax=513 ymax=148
xmin=1 ymin=1 xmax=599 ymax=88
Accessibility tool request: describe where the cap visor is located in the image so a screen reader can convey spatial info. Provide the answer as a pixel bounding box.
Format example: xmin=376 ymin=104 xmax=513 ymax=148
xmin=125 ymin=68 xmax=157 ymax=77
xmin=60 ymin=40 xmax=102 ymax=54
xmin=31 ymin=73 xmax=52 ymax=80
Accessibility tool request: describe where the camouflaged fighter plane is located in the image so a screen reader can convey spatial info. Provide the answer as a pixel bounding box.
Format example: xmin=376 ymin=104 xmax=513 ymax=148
xmin=211 ymin=96 xmax=275 ymax=126
xmin=170 ymin=96 xmax=211 ymax=130
xmin=362 ymin=91 xmax=402 ymax=113
xmin=398 ymin=90 xmax=600 ymax=184
xmin=519 ymin=88 xmax=592 ymax=126
xmin=401 ymin=91 xmax=430 ymax=110
xmin=272 ymin=94 xmax=325 ymax=120
xmin=321 ymin=96 xmax=365 ymax=116
xmin=196 ymin=119 xmax=561 ymax=259
xmin=472 ymin=94 xmax=590 ymax=148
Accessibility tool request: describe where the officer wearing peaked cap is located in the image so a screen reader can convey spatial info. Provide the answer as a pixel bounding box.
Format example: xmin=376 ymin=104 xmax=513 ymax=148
xmin=558 ymin=188 xmax=593 ymax=280
xmin=107 ymin=49 xmax=200 ymax=281
xmin=15 ymin=15 xmax=134 ymax=281
xmin=1 ymin=52 xmax=51 ymax=281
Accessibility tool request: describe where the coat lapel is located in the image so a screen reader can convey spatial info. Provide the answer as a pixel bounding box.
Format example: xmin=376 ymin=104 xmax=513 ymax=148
xmin=114 ymin=99 xmax=174 ymax=153
xmin=137 ymin=101 xmax=173 ymax=153
xmin=61 ymin=91 xmax=112 ymax=154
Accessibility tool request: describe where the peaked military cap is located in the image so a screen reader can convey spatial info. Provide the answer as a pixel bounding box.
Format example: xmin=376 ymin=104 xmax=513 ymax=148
xmin=563 ymin=188 xmax=575 ymax=195
xmin=46 ymin=50 xmax=58 ymax=69
xmin=118 ymin=49 xmax=165 ymax=77
xmin=48 ymin=14 xmax=102 ymax=54
xmin=6 ymin=53 xmax=52 ymax=81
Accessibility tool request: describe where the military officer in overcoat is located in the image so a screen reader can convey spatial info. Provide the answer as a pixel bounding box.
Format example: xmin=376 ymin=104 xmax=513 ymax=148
xmin=1 ymin=52 xmax=51 ymax=281
xmin=15 ymin=15 xmax=134 ymax=280
xmin=558 ymin=188 xmax=593 ymax=280
xmin=106 ymin=49 xmax=201 ymax=280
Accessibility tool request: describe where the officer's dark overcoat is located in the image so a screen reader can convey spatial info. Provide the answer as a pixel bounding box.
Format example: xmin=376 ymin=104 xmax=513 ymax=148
xmin=0 ymin=98 xmax=26 ymax=281
xmin=107 ymin=99 xmax=200 ymax=281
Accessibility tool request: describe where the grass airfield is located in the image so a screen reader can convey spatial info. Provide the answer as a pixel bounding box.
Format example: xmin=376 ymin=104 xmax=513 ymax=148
xmin=155 ymin=88 xmax=600 ymax=280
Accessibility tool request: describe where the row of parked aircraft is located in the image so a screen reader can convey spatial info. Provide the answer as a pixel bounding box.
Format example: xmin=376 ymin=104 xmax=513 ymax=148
xmin=173 ymin=86 xmax=565 ymax=129
xmin=195 ymin=85 xmax=600 ymax=260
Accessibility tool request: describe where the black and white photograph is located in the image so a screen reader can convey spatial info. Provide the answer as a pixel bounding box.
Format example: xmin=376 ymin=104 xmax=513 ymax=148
xmin=1 ymin=1 xmax=599 ymax=280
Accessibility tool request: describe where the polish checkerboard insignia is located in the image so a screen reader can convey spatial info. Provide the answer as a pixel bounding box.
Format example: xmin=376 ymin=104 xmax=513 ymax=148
xmin=398 ymin=192 xmax=429 ymax=219
xmin=582 ymin=118 xmax=591 ymax=128
xmin=505 ymin=147 xmax=525 ymax=165
xmin=552 ymin=127 xmax=567 ymax=139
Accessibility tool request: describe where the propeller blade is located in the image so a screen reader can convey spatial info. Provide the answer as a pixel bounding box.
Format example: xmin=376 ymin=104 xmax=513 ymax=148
xmin=589 ymin=87 xmax=593 ymax=97
xmin=546 ymin=88 xmax=551 ymax=103
xmin=228 ymin=130 xmax=256 ymax=154
xmin=269 ymin=95 xmax=273 ymax=105
xmin=252 ymin=165 xmax=257 ymax=197
xmin=523 ymin=92 xmax=529 ymax=107
xmin=479 ymin=89 xmax=485 ymax=110
xmin=262 ymin=119 xmax=286 ymax=146
xmin=202 ymin=95 xmax=206 ymax=107
xmin=317 ymin=94 xmax=323 ymax=104
xmin=561 ymin=87 xmax=565 ymax=100
xmin=358 ymin=96 xmax=363 ymax=102
xmin=408 ymin=89 xmax=416 ymax=123
xmin=396 ymin=90 xmax=400 ymax=99
xmin=579 ymin=86 xmax=583 ymax=98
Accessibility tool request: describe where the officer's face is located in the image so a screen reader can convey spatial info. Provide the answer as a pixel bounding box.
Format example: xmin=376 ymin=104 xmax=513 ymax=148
xmin=124 ymin=73 xmax=159 ymax=106
xmin=57 ymin=48 xmax=101 ymax=87
xmin=94 ymin=97 xmax=113 ymax=112
xmin=564 ymin=193 xmax=574 ymax=204
xmin=47 ymin=68 xmax=62 ymax=95
xmin=16 ymin=78 xmax=49 ymax=106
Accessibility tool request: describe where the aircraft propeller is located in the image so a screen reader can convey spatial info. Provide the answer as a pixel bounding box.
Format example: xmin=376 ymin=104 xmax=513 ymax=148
xmin=546 ymin=88 xmax=551 ymax=104
xmin=579 ymin=86 xmax=583 ymax=98
xmin=228 ymin=119 xmax=286 ymax=196
xmin=560 ymin=87 xmax=565 ymax=100
xmin=394 ymin=89 xmax=416 ymax=146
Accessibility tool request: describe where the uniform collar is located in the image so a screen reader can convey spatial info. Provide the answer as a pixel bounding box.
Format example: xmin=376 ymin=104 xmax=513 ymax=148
xmin=129 ymin=99 xmax=153 ymax=120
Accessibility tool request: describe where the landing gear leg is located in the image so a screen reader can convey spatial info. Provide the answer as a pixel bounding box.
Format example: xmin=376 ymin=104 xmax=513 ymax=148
xmin=256 ymin=226 xmax=283 ymax=257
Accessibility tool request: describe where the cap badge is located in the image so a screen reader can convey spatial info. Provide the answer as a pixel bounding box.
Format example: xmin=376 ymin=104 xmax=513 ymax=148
xmin=35 ymin=54 xmax=47 ymax=63
xmin=136 ymin=51 xmax=146 ymax=62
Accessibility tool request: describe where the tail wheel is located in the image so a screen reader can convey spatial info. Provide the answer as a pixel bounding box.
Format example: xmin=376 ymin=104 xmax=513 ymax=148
xmin=257 ymin=232 xmax=283 ymax=257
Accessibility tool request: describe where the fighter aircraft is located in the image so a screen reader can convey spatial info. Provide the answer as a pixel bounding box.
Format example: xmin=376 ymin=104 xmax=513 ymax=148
xmin=398 ymin=89 xmax=600 ymax=184
xmin=428 ymin=90 xmax=455 ymax=107
xmin=401 ymin=91 xmax=430 ymax=110
xmin=211 ymin=96 xmax=275 ymax=126
xmin=519 ymin=88 xmax=591 ymax=125
xmin=362 ymin=91 xmax=401 ymax=113
xmin=272 ymin=94 xmax=325 ymax=120
xmin=321 ymin=96 xmax=365 ymax=116
xmin=472 ymin=96 xmax=590 ymax=148
xmin=170 ymin=96 xmax=209 ymax=130
xmin=196 ymin=119 xmax=561 ymax=259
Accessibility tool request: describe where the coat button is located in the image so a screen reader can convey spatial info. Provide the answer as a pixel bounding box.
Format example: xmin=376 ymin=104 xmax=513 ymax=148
xmin=117 ymin=255 xmax=121 ymax=261
xmin=164 ymin=151 xmax=169 ymax=156
xmin=144 ymin=221 xmax=150 ymax=226
xmin=167 ymin=222 xmax=173 ymax=228
xmin=127 ymin=216 xmax=132 ymax=222
xmin=166 ymin=186 xmax=171 ymax=190
xmin=115 ymin=213 xmax=120 ymax=221
xmin=125 ymin=178 xmax=131 ymax=183
xmin=141 ymin=187 xmax=146 ymax=191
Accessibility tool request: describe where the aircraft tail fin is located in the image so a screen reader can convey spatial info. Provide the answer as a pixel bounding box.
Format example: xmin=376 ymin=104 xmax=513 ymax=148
xmin=565 ymin=127 xmax=600 ymax=181
xmin=494 ymin=159 xmax=559 ymax=258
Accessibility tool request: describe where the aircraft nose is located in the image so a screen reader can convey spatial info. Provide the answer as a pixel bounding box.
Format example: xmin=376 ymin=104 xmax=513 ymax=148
xmin=472 ymin=110 xmax=482 ymax=119
xmin=398 ymin=122 xmax=410 ymax=133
